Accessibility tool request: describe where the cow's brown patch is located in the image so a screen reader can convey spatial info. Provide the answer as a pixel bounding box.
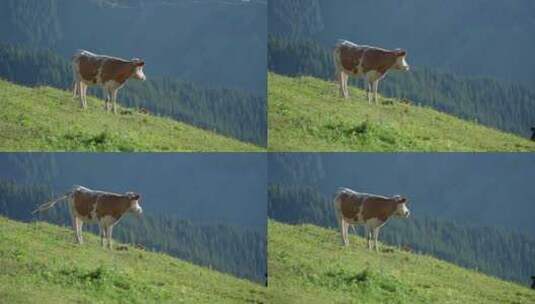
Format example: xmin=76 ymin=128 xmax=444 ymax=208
xmin=361 ymin=197 xmax=398 ymax=222
xmin=339 ymin=192 xmax=364 ymax=220
xmin=339 ymin=193 xmax=399 ymax=222
xmin=95 ymin=194 xmax=134 ymax=220
xmin=73 ymin=191 xmax=98 ymax=219
xmin=361 ymin=49 xmax=398 ymax=74
xmin=78 ymin=56 xmax=100 ymax=83
xmin=339 ymin=46 xmax=365 ymax=73
xmin=73 ymin=190 xmax=136 ymax=220
xmin=100 ymin=60 xmax=136 ymax=84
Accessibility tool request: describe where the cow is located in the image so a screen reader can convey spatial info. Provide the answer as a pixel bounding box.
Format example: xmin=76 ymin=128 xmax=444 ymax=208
xmin=333 ymin=40 xmax=410 ymax=103
xmin=71 ymin=50 xmax=146 ymax=113
xmin=32 ymin=185 xmax=143 ymax=249
xmin=333 ymin=187 xmax=410 ymax=252
xmin=531 ymin=276 xmax=535 ymax=289
xmin=530 ymin=127 xmax=535 ymax=141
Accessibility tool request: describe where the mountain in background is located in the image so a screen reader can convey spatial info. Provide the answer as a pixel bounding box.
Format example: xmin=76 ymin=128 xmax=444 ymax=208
xmin=0 ymin=43 xmax=266 ymax=146
xmin=268 ymin=1 xmax=535 ymax=139
xmin=267 ymin=153 xmax=535 ymax=285
xmin=0 ymin=0 xmax=266 ymax=94
xmin=269 ymin=0 xmax=535 ymax=86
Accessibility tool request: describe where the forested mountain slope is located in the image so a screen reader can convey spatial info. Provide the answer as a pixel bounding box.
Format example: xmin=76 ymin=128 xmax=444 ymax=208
xmin=0 ymin=0 xmax=266 ymax=93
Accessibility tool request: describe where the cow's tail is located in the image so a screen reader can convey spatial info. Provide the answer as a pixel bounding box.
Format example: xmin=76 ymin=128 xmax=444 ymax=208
xmin=31 ymin=192 xmax=71 ymax=215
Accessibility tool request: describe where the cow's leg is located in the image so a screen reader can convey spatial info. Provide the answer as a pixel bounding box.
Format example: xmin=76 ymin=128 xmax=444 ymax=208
xmin=80 ymin=82 xmax=88 ymax=109
xmin=72 ymin=80 xmax=78 ymax=99
xmin=367 ymin=81 xmax=373 ymax=104
xmin=342 ymin=73 xmax=349 ymax=99
xmin=373 ymin=228 xmax=380 ymax=252
xmin=339 ymin=218 xmax=349 ymax=246
xmin=111 ymin=89 xmax=118 ymax=114
xmin=373 ymin=80 xmax=379 ymax=104
xmin=99 ymin=224 xmax=105 ymax=247
xmin=71 ymin=213 xmax=79 ymax=243
xmin=336 ymin=69 xmax=344 ymax=98
xmin=74 ymin=218 xmax=84 ymax=244
xmin=365 ymin=225 xmax=372 ymax=250
xmin=104 ymin=88 xmax=111 ymax=112
xmin=106 ymin=224 xmax=114 ymax=249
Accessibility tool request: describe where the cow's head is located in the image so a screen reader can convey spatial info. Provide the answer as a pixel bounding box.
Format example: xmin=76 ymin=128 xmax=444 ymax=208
xmin=393 ymin=49 xmax=410 ymax=71
xmin=392 ymin=195 xmax=410 ymax=218
xmin=126 ymin=192 xmax=143 ymax=218
xmin=131 ymin=58 xmax=146 ymax=81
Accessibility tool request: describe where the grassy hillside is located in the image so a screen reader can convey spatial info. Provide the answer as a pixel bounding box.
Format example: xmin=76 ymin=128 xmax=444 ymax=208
xmin=0 ymin=216 xmax=268 ymax=303
xmin=268 ymin=221 xmax=535 ymax=304
xmin=0 ymin=79 xmax=262 ymax=151
xmin=268 ymin=73 xmax=535 ymax=151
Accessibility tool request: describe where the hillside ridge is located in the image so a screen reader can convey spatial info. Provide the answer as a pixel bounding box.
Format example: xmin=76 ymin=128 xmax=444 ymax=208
xmin=0 ymin=216 xmax=268 ymax=303
xmin=268 ymin=220 xmax=535 ymax=304
xmin=268 ymin=73 xmax=535 ymax=152
xmin=0 ymin=79 xmax=261 ymax=151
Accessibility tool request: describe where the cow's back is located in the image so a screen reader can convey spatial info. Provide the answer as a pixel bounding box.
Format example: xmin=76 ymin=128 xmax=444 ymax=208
xmin=75 ymin=53 xmax=103 ymax=84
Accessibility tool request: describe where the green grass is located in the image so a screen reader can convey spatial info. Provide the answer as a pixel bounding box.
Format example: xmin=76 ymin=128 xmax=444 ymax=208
xmin=268 ymin=73 xmax=535 ymax=151
xmin=268 ymin=220 xmax=535 ymax=304
xmin=0 ymin=79 xmax=262 ymax=151
xmin=0 ymin=216 xmax=269 ymax=303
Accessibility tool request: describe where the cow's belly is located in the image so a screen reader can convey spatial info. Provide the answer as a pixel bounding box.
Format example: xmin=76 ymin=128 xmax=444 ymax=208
xmin=76 ymin=215 xmax=99 ymax=224
xmin=343 ymin=216 xmax=365 ymax=225
xmin=80 ymin=77 xmax=102 ymax=87
xmin=343 ymin=216 xmax=385 ymax=229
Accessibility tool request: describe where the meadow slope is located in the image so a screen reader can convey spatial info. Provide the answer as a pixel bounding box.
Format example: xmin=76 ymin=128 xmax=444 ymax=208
xmin=0 ymin=79 xmax=262 ymax=151
xmin=268 ymin=221 xmax=535 ymax=304
xmin=268 ymin=73 xmax=535 ymax=151
xmin=0 ymin=216 xmax=268 ymax=304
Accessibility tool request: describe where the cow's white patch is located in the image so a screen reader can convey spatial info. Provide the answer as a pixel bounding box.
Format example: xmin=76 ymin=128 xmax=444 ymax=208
xmin=396 ymin=56 xmax=410 ymax=71
xmin=131 ymin=200 xmax=143 ymax=216
xmin=134 ymin=66 xmax=146 ymax=81
xmin=397 ymin=203 xmax=410 ymax=217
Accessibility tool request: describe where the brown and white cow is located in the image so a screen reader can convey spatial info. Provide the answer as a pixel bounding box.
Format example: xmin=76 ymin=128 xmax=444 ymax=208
xmin=71 ymin=50 xmax=146 ymax=113
xmin=32 ymin=185 xmax=143 ymax=249
xmin=333 ymin=40 xmax=409 ymax=103
xmin=333 ymin=187 xmax=410 ymax=252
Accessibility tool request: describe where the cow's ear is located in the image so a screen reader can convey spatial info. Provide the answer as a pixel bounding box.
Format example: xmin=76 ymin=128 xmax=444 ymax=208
xmin=396 ymin=196 xmax=407 ymax=204
xmin=396 ymin=49 xmax=407 ymax=57
xmin=135 ymin=61 xmax=145 ymax=67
